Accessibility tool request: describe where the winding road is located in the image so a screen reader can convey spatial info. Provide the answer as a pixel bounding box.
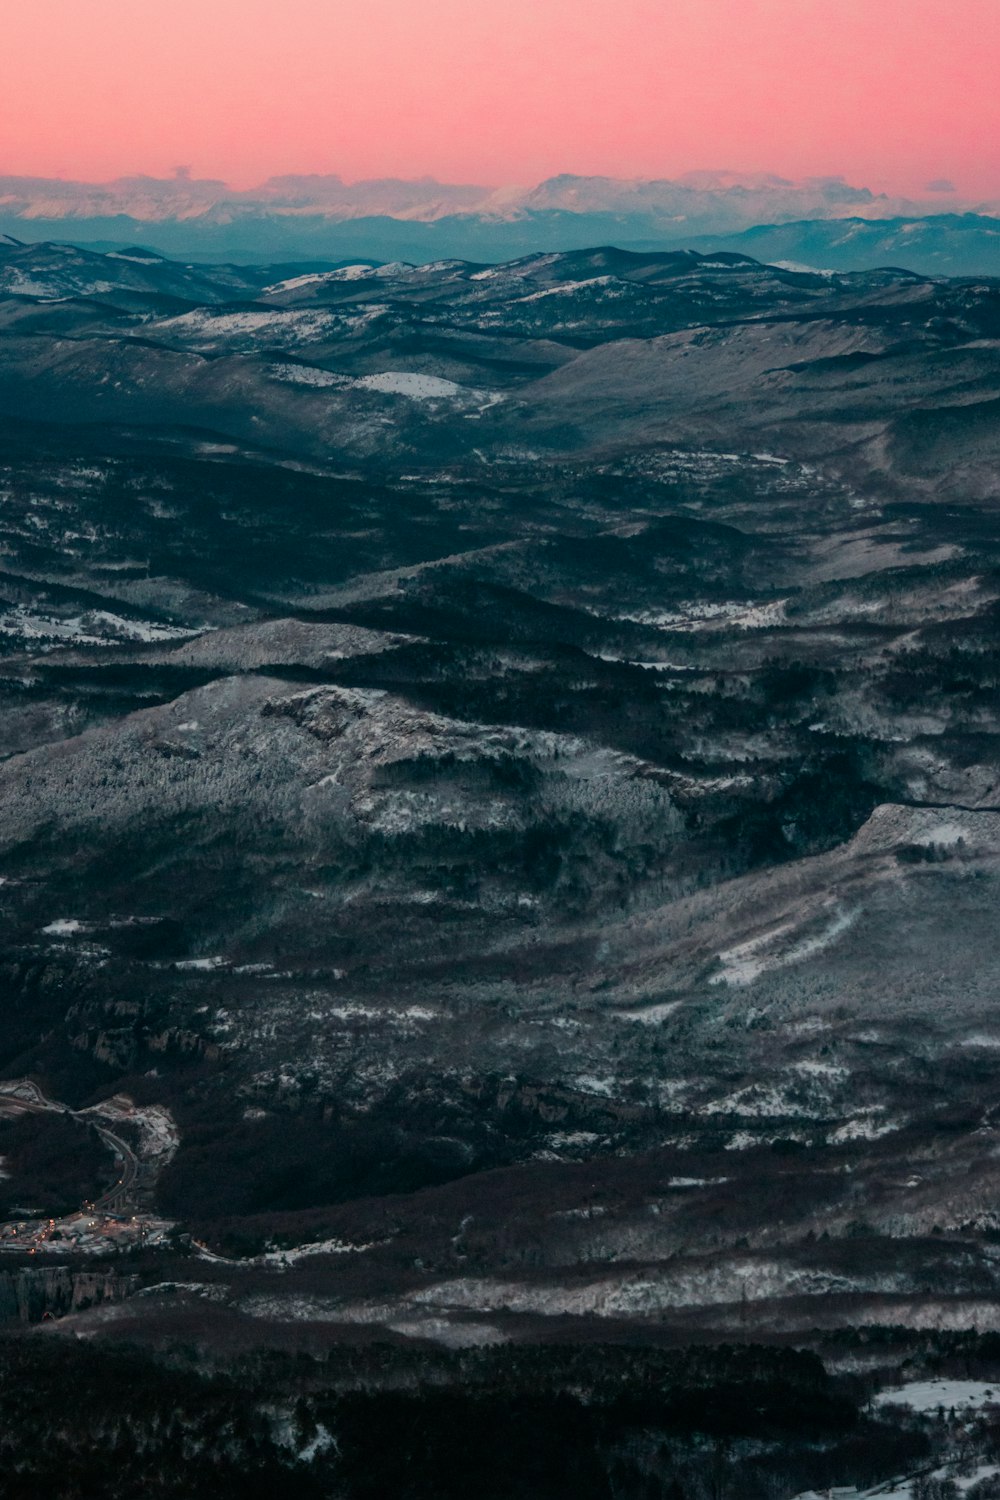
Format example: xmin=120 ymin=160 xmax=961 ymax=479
xmin=0 ymin=1078 xmax=141 ymax=1219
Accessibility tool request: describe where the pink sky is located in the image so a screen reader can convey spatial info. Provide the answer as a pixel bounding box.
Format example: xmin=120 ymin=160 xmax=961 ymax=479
xmin=2 ymin=0 xmax=998 ymax=197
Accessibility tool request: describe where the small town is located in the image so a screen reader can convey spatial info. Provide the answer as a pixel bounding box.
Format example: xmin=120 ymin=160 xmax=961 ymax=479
xmin=0 ymin=1078 xmax=178 ymax=1256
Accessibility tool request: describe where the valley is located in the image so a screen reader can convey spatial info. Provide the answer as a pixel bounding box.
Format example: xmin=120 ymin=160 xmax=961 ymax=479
xmin=0 ymin=237 xmax=999 ymax=1492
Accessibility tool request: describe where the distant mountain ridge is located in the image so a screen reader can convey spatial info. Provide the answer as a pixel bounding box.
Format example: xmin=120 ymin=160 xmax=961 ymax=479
xmin=0 ymin=169 xmax=921 ymax=224
xmin=682 ymin=213 xmax=1000 ymax=277
xmin=1 ymin=170 xmax=998 ymax=273
xmin=0 ymin=168 xmax=995 ymax=274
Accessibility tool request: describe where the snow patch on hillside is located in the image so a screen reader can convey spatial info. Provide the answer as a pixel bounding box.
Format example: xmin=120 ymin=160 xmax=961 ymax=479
xmin=617 ymin=1000 xmax=682 ymax=1025
xmin=355 ymin=372 xmax=467 ymax=399
xmin=621 ymin=599 xmax=789 ymax=633
xmin=711 ymin=905 xmax=858 ymax=987
xmin=266 ymin=363 xmax=499 ymax=405
xmin=265 ymin=265 xmax=375 ymax=292
xmin=830 ymin=1109 xmax=900 ymax=1143
xmin=0 ymin=606 xmax=195 ymax=646
xmin=152 ymin=307 xmax=337 ymax=345
xmin=260 ymin=1237 xmax=379 ymax=1266
xmin=793 ymin=1461 xmax=1000 ymax=1500
xmin=875 ymin=1379 xmax=1000 ymax=1413
xmin=387 ymin=1317 xmax=508 ymax=1348
xmin=267 ymin=362 xmax=347 ymax=388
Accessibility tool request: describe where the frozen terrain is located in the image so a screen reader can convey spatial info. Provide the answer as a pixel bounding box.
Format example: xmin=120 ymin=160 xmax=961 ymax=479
xmin=0 ymin=240 xmax=999 ymax=1384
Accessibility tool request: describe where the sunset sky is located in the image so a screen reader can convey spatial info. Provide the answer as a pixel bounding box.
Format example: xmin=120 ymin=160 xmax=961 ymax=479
xmin=3 ymin=0 xmax=998 ymax=197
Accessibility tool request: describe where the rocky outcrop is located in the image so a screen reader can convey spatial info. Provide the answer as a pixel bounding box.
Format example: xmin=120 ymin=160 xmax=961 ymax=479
xmin=0 ymin=1268 xmax=137 ymax=1323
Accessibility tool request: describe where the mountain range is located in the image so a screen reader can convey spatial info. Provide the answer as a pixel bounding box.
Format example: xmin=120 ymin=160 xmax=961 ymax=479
xmin=3 ymin=171 xmax=1000 ymax=273
xmin=1 ymin=232 xmax=999 ymax=1302
xmin=3 ymin=233 xmax=1000 ymax=1492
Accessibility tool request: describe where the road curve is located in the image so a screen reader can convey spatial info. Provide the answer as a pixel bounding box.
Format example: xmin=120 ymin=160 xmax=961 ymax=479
xmin=0 ymin=1078 xmax=141 ymax=1217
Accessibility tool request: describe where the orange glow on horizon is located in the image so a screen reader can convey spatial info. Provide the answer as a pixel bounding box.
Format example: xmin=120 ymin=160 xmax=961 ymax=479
xmin=1 ymin=0 xmax=998 ymax=199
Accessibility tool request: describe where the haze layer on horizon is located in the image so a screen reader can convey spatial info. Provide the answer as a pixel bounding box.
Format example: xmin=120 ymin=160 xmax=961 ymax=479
xmin=3 ymin=0 xmax=998 ymax=200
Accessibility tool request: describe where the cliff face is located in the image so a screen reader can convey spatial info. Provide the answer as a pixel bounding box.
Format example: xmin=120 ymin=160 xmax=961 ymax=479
xmin=0 ymin=1268 xmax=136 ymax=1323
